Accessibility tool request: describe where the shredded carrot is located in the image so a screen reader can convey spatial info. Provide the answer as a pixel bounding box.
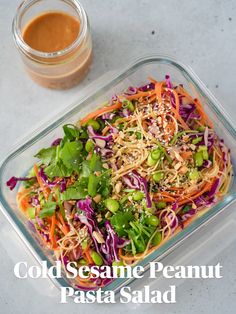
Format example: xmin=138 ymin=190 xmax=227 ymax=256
xmin=155 ymin=81 xmax=164 ymax=104
xmin=165 ymin=121 xmax=176 ymax=137
xmin=148 ymin=76 xmax=158 ymax=84
xmin=178 ymin=181 xmax=213 ymax=205
xmin=35 ymin=226 xmax=51 ymax=248
xmin=50 ymin=214 xmax=57 ymax=249
xmin=141 ymin=94 xmax=157 ymax=105
xmin=83 ymin=247 xmax=93 ymax=264
xmin=20 ymin=196 xmax=31 ymax=211
xmin=171 ymin=106 xmax=189 ymax=130
xmin=177 ymin=86 xmax=213 ymax=128
xmin=57 ymin=212 xmax=69 ymax=235
xmin=102 ymin=125 xmax=110 ymax=135
xmin=180 ymin=151 xmax=192 ymax=159
xmin=194 ymin=98 xmax=214 ymax=128
xmin=153 ymin=193 xmax=177 ymax=203
xmin=75 ymin=277 xmax=97 ymax=288
xmin=80 ymin=102 xmax=122 ymax=125
xmin=125 ymin=90 xmax=155 ymax=100
xmin=154 ymin=196 xmax=177 ymax=203
xmin=152 ymin=82 xmax=189 ymax=130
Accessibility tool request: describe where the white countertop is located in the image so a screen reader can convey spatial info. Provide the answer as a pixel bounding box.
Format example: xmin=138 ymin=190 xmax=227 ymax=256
xmin=0 ymin=0 xmax=236 ymax=313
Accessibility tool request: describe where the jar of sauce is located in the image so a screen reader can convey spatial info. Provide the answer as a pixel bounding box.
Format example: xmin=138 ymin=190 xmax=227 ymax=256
xmin=12 ymin=0 xmax=92 ymax=89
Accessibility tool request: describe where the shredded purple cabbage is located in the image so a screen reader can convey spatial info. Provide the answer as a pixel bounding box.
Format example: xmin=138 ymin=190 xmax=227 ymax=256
xmin=207 ymin=178 xmax=220 ymax=198
xmin=102 ymin=221 xmax=120 ymax=262
xmin=138 ymin=82 xmax=155 ymax=92
xmin=51 ymin=138 xmax=62 ymax=147
xmin=101 ymin=113 xmax=116 ymax=120
xmin=124 ymin=86 xmax=137 ymax=95
xmin=181 ymin=208 xmax=197 ymax=221
xmin=77 ymin=198 xmax=129 ymax=265
xmin=39 ymin=167 xmax=67 ymax=192
xmin=172 ymin=202 xmax=178 ymax=211
xmin=202 ymin=160 xmax=212 ymax=168
xmin=87 ymin=126 xmax=113 ymax=141
xmin=165 ymin=75 xmax=172 ymax=89
xmin=120 ymin=108 xmax=131 ymax=117
xmin=124 ymin=171 xmax=152 ymax=208
xmin=6 ymin=176 xmax=36 ymax=190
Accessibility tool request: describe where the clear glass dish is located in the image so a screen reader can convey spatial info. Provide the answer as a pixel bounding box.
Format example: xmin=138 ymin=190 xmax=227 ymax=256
xmin=0 ymin=54 xmax=236 ymax=295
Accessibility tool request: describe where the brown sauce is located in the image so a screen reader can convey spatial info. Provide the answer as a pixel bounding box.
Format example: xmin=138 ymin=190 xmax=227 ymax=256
xmin=23 ymin=11 xmax=80 ymax=53
xmin=20 ymin=11 xmax=92 ymax=89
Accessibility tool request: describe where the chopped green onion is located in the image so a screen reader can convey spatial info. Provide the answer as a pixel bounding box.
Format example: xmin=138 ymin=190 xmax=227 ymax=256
xmin=123 ymin=99 xmax=135 ymax=112
xmin=198 ymin=145 xmax=207 ymax=151
xmin=192 ymin=137 xmax=202 ymax=145
xmin=77 ymin=258 xmax=87 ymax=265
xmin=112 ymin=260 xmax=124 ymax=267
xmin=91 ymin=251 xmax=103 ymax=266
xmin=120 ymin=195 xmax=129 ymax=204
xmin=194 ymin=151 xmax=203 ymax=167
xmin=87 ymin=119 xmax=100 ymax=130
xmin=202 ymin=150 xmax=209 ymax=160
xmin=112 ymin=260 xmax=124 ymax=274
xmin=85 ymin=139 xmax=95 ymax=152
xmin=188 ymin=168 xmax=199 ymax=180
xmin=198 ymin=126 xmax=205 ymax=132
xmin=123 ymin=189 xmax=136 ymax=193
xmin=156 ymin=140 xmax=173 ymax=163
xmin=136 ymin=132 xmax=141 ymax=139
xmin=27 ymin=207 xmax=35 ymax=219
xmin=156 ymin=201 xmax=167 ymax=209
xmin=151 ymin=232 xmax=162 ymax=246
xmin=170 ymin=130 xmax=199 ymax=145
xmin=82 ymin=240 xmax=87 ymax=249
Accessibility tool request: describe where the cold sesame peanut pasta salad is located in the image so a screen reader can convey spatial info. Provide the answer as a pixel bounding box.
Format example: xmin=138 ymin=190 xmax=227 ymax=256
xmin=7 ymin=75 xmax=233 ymax=290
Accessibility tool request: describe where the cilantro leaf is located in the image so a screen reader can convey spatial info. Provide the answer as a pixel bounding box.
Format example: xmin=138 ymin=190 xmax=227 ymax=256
xmin=97 ymin=170 xmax=112 ymax=197
xmin=35 ymin=147 xmax=56 ymax=165
xmin=89 ymin=153 xmax=103 ymax=172
xmin=88 ymin=173 xmax=100 ymax=197
xmin=61 ymin=186 xmax=87 ymax=201
xmin=61 ymin=178 xmax=88 ymax=201
xmin=60 ymin=141 xmax=83 ymax=172
xmin=39 ymin=201 xmax=57 ymax=218
xmin=81 ymin=160 xmax=91 ymax=177
xmin=110 ymin=211 xmax=134 ymax=237
xmin=44 ymin=161 xmax=72 ymax=178
xmin=63 ymin=124 xmax=81 ymax=140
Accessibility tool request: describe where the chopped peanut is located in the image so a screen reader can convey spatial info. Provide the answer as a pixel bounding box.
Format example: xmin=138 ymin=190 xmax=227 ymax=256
xmin=93 ymin=194 xmax=101 ymax=203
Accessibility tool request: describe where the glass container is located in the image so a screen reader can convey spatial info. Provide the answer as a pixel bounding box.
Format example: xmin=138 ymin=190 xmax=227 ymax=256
xmin=0 ymin=55 xmax=235 ymax=295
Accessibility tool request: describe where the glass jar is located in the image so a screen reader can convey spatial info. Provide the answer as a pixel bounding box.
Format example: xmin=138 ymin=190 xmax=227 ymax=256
xmin=12 ymin=0 xmax=92 ymax=89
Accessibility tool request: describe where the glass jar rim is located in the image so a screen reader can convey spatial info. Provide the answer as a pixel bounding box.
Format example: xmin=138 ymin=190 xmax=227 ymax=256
xmin=12 ymin=0 xmax=88 ymax=59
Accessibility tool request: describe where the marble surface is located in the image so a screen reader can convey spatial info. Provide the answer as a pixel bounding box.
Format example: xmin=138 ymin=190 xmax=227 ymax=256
xmin=0 ymin=0 xmax=236 ymax=313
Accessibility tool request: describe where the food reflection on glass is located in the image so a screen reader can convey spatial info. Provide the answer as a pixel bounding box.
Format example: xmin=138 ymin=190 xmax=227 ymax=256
xmin=12 ymin=0 xmax=92 ymax=89
xmin=7 ymin=76 xmax=233 ymax=290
